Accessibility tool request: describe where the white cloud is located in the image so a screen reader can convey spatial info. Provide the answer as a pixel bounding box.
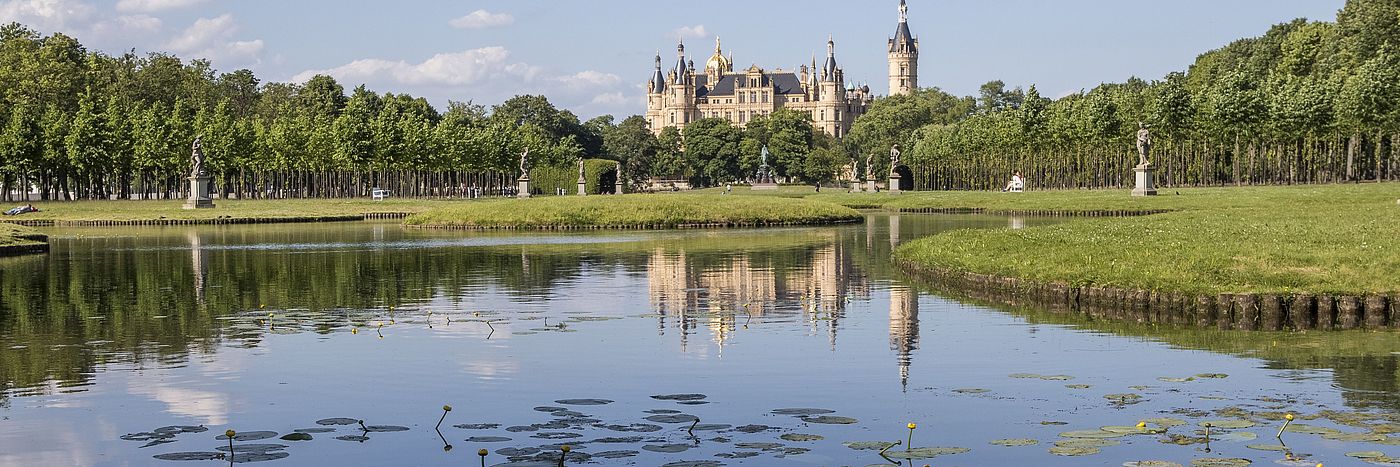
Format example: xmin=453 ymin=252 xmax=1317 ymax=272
xmin=0 ymin=0 xmax=96 ymax=30
xmin=552 ymin=70 xmax=622 ymax=92
xmin=164 ymin=14 xmax=264 ymax=66
xmin=293 ymin=47 xmax=540 ymax=87
xmin=590 ymin=92 xmax=627 ymax=106
xmin=673 ymin=24 xmax=706 ymax=40
xmin=93 ymin=14 xmax=161 ymax=34
xmin=115 ymin=0 xmax=205 ymax=13
xmin=448 ymin=9 xmax=513 ymax=29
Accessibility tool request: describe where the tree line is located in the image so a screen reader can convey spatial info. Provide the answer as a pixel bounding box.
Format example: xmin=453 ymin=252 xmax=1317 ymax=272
xmin=0 ymin=22 xmax=854 ymax=201
xmin=881 ymin=0 xmax=1400 ymax=190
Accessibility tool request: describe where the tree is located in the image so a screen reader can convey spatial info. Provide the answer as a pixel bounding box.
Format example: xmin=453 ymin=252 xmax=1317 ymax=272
xmin=682 ymin=118 xmax=741 ymax=186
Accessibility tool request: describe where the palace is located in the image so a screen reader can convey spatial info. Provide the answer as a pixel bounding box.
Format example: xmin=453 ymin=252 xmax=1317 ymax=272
xmin=645 ymin=0 xmax=919 ymax=138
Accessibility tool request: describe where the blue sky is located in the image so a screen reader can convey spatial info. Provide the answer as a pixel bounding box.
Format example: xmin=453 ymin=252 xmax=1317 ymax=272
xmin=1 ymin=0 xmax=1346 ymax=118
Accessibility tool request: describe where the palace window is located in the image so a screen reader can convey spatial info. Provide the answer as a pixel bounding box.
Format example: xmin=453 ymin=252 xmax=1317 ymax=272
xmin=762 ymin=93 xmax=769 ymax=103
xmin=836 ymin=110 xmax=841 ymax=121
xmin=820 ymin=110 xmax=826 ymax=120
xmin=739 ymin=113 xmax=746 ymax=124
xmin=901 ymin=79 xmax=906 ymax=87
xmin=670 ymin=113 xmax=675 ymax=124
xmin=739 ymin=93 xmax=745 ymax=103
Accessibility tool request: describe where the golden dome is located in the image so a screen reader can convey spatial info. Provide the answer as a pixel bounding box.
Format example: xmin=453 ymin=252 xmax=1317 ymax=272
xmin=705 ymin=36 xmax=732 ymax=76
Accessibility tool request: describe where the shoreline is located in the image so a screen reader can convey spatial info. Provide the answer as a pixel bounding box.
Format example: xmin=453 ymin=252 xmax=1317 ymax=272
xmin=897 ymin=259 xmax=1397 ymax=331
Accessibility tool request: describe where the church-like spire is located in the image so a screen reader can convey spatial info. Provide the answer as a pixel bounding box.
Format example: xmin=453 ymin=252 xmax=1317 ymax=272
xmin=899 ymin=0 xmax=908 ymax=23
xmin=651 ymin=52 xmax=666 ymax=94
xmin=823 ymin=35 xmax=839 ymax=82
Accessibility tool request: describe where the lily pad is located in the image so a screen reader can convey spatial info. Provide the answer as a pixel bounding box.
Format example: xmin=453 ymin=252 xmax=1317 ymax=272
xmin=781 ymin=433 xmax=824 ymax=442
xmin=1124 ymin=462 xmax=1183 ymax=467
xmin=226 ymin=452 xmax=290 ymax=463
xmin=363 ymin=425 xmax=408 ymax=433
xmin=592 ymin=450 xmax=639 ymax=459
xmin=1347 ymin=451 xmax=1388 ymax=459
xmin=1198 ymin=420 xmax=1256 ymax=429
xmin=1325 ymin=432 xmax=1388 ymax=442
xmin=843 ymin=441 xmax=896 ymax=451
xmin=530 ymin=432 xmax=582 ymax=440
xmin=800 ymin=415 xmax=859 ymax=425
xmin=642 ymin=443 xmax=692 ymax=453
xmin=464 ymin=436 xmax=511 ymax=442
xmin=1190 ymin=458 xmax=1251 ymax=466
xmin=1281 ymin=423 xmax=1339 ymax=435
xmin=1245 ymin=444 xmax=1289 ymax=451
xmin=1159 ymin=377 xmax=1196 ymax=383
xmin=1102 ymin=425 xmax=1163 ymax=434
xmin=644 ymin=414 xmax=699 ymax=424
xmin=1217 ymin=431 xmax=1258 ymax=442
xmin=293 ymin=428 xmax=335 ymax=434
xmin=953 ymin=388 xmax=991 ymax=394
xmin=214 ymin=444 xmax=288 ymax=453
xmin=279 ymin=433 xmax=313 ymax=441
xmin=1066 ymin=384 xmax=1093 ymax=389
xmin=1056 ymin=439 xmax=1121 ymax=448
xmin=732 ymin=425 xmax=775 ymax=433
xmin=659 ymin=462 xmax=721 ymax=467
xmin=599 ymin=423 xmax=663 ymax=433
xmin=1140 ymin=417 xmax=1188 ymax=427
xmin=215 ymin=431 xmax=277 ymax=441
xmin=1104 ymin=394 xmax=1144 ymax=404
xmin=452 ymin=423 xmax=500 ymax=430
xmin=1060 ymin=430 xmax=1127 ymax=439
xmin=651 ymin=394 xmax=707 ymax=401
xmin=315 ymin=418 xmax=359 ymax=426
xmin=153 ymin=452 xmax=225 ymax=461
xmin=1049 ymin=446 xmax=1100 ymax=456
xmin=990 ymin=438 xmax=1039 ymax=446
xmin=554 ymin=399 xmax=613 ymax=406
xmin=735 ymin=442 xmax=784 ymax=450
xmin=334 ymin=435 xmax=370 ymax=442
xmin=1195 ymin=373 xmax=1230 ymax=379
xmin=689 ymin=424 xmax=730 ymax=431
xmin=771 ymin=408 xmax=834 ymax=416
xmin=884 ymin=447 xmax=970 ymax=459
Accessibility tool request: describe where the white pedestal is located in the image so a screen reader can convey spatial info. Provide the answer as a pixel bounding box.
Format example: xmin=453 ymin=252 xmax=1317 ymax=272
xmin=851 ymin=182 xmax=862 ymax=192
xmin=888 ymin=175 xmax=902 ymax=193
xmin=517 ymin=177 xmax=532 ymax=199
xmin=1132 ymin=164 xmax=1158 ymax=197
xmin=577 ymin=178 xmax=587 ymax=196
xmin=867 ymin=180 xmax=878 ymax=193
xmin=183 ymin=176 xmax=214 ymax=209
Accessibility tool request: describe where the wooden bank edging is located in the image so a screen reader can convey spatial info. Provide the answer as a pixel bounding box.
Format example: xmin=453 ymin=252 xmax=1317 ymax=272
xmin=897 ymin=207 xmax=1172 ymax=217
xmin=404 ymin=217 xmax=865 ymax=231
xmin=0 ymin=212 xmax=413 ymax=227
xmin=896 ymin=260 xmax=1397 ymax=332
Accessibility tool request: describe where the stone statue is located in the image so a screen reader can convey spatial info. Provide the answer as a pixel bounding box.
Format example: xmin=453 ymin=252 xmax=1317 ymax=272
xmin=760 ymin=145 xmax=770 ymax=168
xmin=577 ymin=156 xmax=586 ymax=180
xmin=190 ymin=135 xmax=206 ymax=178
xmin=890 ymin=144 xmax=902 ymax=167
xmin=519 ymin=148 xmax=531 ymax=177
xmin=865 ymin=153 xmax=874 ymax=180
xmin=1136 ymin=123 xmax=1152 ymax=166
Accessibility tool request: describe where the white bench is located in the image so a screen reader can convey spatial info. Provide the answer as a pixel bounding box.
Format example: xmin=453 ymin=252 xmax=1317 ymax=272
xmin=371 ymin=189 xmax=391 ymax=201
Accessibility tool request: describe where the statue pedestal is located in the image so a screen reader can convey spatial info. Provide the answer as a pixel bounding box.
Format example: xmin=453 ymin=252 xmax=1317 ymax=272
xmin=615 ymin=180 xmax=624 ymax=195
xmin=1132 ymin=164 xmax=1158 ymax=197
xmin=577 ymin=177 xmax=587 ymax=196
xmin=888 ymin=173 xmax=902 ymax=193
xmin=517 ymin=176 xmax=532 ymax=199
xmin=851 ymin=181 xmax=863 ymax=192
xmin=183 ymin=176 xmax=214 ymax=210
xmin=867 ymin=180 xmax=878 ymax=193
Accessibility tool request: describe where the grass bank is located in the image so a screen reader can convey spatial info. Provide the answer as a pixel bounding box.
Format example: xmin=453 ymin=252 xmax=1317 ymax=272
xmin=0 ymin=223 xmax=47 ymax=255
xmin=811 ymin=183 xmax=1397 ymax=213
xmin=0 ymin=199 xmax=455 ymax=226
xmin=404 ymin=194 xmax=862 ymax=230
xmin=890 ymin=184 xmax=1400 ymax=329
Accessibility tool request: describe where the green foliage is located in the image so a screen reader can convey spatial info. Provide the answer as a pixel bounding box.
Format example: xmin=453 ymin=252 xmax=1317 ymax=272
xmin=528 ymin=159 xmax=619 ymax=195
xmin=901 ymin=2 xmax=1400 ymax=189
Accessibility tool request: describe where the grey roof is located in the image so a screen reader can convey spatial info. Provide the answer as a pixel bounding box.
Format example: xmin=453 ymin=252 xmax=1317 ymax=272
xmin=891 ymin=22 xmax=915 ymax=50
xmin=652 ymin=68 xmax=666 ymax=93
xmin=824 ymin=56 xmax=838 ymax=79
xmin=698 ymin=73 xmax=805 ymax=98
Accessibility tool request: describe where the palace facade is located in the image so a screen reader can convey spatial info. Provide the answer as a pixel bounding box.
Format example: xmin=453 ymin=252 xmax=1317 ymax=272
xmin=645 ymin=1 xmax=919 ymax=138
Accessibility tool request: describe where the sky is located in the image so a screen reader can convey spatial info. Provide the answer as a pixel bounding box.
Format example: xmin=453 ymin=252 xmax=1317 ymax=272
xmin=0 ymin=0 xmax=1348 ymax=119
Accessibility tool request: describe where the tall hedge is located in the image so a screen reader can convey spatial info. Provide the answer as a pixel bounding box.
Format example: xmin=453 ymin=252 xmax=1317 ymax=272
xmin=529 ymin=159 xmax=620 ymax=195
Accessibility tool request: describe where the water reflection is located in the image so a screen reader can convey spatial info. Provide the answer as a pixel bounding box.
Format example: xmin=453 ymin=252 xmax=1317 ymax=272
xmin=1 ymin=215 xmax=1398 ymax=466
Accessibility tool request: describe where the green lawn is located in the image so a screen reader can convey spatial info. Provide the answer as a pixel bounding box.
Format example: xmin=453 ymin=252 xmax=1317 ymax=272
xmin=892 ymin=184 xmax=1400 ymax=295
xmin=0 ymin=198 xmax=457 ymax=222
xmin=405 ymin=194 xmax=861 ymax=229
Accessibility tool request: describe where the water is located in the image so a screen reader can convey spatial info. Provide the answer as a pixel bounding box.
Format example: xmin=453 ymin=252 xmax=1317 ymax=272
xmin=1 ymin=214 xmax=1397 ymax=466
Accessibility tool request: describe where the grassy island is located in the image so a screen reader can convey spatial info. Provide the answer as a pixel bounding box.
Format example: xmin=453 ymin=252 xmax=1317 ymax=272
xmin=890 ymin=184 xmax=1400 ymax=330
xmin=0 ymin=223 xmax=47 ymax=255
xmin=404 ymin=194 xmax=862 ymax=230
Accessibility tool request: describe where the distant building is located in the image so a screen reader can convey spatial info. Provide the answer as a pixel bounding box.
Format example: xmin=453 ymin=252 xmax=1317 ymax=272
xmin=644 ymin=1 xmax=920 ymax=138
